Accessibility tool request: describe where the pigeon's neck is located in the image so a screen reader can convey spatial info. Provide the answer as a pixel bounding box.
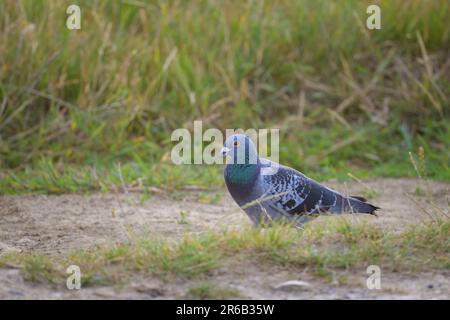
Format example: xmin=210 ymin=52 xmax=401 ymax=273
xmin=225 ymin=163 xmax=260 ymax=205
xmin=225 ymin=163 xmax=260 ymax=188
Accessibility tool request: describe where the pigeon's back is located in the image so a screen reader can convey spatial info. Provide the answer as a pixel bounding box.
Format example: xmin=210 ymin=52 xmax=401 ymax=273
xmin=255 ymin=161 xmax=378 ymax=225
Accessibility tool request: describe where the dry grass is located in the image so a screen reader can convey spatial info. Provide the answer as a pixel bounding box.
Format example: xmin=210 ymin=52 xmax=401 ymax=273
xmin=1 ymin=217 xmax=448 ymax=287
xmin=0 ymin=0 xmax=449 ymax=193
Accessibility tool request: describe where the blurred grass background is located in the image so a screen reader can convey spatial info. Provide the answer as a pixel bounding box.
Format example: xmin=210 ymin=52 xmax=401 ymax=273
xmin=0 ymin=0 xmax=449 ymax=194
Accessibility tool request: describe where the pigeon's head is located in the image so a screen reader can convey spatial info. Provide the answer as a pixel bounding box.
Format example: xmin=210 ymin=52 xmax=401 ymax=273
xmin=221 ymin=134 xmax=258 ymax=165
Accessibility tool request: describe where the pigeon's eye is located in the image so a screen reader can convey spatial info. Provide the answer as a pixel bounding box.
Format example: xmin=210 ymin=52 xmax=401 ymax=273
xmin=233 ymin=141 xmax=240 ymax=147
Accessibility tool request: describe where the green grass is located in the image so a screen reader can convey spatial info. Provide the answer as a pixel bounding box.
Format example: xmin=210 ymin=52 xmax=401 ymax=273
xmin=0 ymin=0 xmax=449 ymax=194
xmin=187 ymin=283 xmax=240 ymax=299
xmin=0 ymin=134 xmax=446 ymax=195
xmin=1 ymin=218 xmax=448 ymax=287
xmin=0 ymin=159 xmax=222 ymax=194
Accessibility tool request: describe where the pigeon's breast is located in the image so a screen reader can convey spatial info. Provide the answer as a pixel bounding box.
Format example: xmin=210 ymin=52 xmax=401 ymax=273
xmin=224 ymin=168 xmax=263 ymax=207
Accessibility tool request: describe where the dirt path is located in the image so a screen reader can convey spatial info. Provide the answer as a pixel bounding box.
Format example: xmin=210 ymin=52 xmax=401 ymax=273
xmin=0 ymin=178 xmax=449 ymax=299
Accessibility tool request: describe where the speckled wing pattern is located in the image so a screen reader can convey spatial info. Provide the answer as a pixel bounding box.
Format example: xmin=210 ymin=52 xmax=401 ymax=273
xmin=261 ymin=165 xmax=345 ymax=217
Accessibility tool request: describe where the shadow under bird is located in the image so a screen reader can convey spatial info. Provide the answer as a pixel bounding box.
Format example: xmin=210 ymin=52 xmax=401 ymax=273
xmin=221 ymin=134 xmax=379 ymax=226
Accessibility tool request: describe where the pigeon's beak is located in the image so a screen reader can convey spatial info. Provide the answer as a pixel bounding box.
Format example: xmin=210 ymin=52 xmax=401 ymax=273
xmin=220 ymin=147 xmax=230 ymax=157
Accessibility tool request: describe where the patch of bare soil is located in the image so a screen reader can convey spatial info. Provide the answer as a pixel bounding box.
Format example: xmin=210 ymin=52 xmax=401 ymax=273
xmin=0 ymin=178 xmax=449 ymax=299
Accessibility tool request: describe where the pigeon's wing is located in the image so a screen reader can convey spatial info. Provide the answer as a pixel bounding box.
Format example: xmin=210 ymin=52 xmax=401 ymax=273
xmin=261 ymin=165 xmax=341 ymax=216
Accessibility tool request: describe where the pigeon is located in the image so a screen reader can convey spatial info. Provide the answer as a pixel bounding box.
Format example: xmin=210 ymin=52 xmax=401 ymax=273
xmin=221 ymin=134 xmax=379 ymax=226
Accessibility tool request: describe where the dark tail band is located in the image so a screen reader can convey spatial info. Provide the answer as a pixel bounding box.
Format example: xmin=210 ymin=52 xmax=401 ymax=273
xmin=348 ymin=197 xmax=380 ymax=216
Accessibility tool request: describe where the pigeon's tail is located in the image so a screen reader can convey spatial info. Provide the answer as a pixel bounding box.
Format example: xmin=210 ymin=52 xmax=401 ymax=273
xmin=346 ymin=196 xmax=380 ymax=216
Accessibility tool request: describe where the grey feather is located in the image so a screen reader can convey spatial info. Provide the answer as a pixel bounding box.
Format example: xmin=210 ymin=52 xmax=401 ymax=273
xmin=222 ymin=134 xmax=379 ymax=227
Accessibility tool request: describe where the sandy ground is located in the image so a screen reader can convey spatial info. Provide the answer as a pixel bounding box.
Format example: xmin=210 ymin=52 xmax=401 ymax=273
xmin=0 ymin=178 xmax=449 ymax=300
